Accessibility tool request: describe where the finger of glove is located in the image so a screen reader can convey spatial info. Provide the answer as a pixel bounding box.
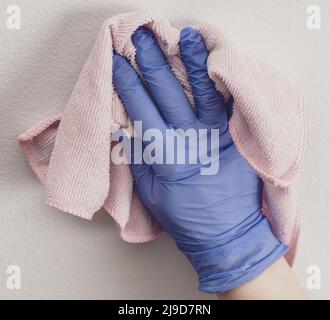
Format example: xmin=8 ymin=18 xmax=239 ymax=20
xmin=180 ymin=27 xmax=227 ymax=129
xmin=113 ymin=53 xmax=166 ymax=136
xmin=132 ymin=27 xmax=196 ymax=129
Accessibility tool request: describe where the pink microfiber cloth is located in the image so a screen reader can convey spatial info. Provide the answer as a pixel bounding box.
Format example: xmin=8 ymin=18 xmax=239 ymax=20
xmin=18 ymin=11 xmax=305 ymax=265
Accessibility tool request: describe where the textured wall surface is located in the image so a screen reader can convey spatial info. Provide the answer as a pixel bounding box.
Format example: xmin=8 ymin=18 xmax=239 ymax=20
xmin=0 ymin=0 xmax=329 ymax=299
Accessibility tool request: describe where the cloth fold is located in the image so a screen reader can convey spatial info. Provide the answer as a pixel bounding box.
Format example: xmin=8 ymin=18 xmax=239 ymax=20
xmin=18 ymin=11 xmax=305 ymax=265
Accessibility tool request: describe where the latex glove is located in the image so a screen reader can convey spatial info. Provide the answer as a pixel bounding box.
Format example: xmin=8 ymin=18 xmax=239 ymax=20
xmin=112 ymin=26 xmax=288 ymax=293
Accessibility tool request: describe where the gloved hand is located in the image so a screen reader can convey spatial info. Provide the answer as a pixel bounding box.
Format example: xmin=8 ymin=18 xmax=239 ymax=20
xmin=112 ymin=26 xmax=288 ymax=293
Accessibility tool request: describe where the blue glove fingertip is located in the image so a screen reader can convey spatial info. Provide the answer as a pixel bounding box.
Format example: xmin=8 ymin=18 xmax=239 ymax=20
xmin=132 ymin=26 xmax=155 ymax=47
xmin=180 ymin=27 xmax=201 ymax=46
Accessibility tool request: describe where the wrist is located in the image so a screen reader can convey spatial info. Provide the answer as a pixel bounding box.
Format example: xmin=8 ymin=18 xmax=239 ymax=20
xmin=181 ymin=216 xmax=289 ymax=293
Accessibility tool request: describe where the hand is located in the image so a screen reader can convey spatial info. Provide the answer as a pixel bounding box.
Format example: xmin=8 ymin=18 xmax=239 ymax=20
xmin=112 ymin=26 xmax=288 ymax=293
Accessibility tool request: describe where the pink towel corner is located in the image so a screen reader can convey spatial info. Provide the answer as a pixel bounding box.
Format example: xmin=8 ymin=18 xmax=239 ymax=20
xmin=18 ymin=11 xmax=305 ymax=265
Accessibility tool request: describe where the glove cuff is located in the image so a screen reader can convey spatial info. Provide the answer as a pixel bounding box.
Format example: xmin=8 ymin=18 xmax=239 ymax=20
xmin=182 ymin=217 xmax=289 ymax=294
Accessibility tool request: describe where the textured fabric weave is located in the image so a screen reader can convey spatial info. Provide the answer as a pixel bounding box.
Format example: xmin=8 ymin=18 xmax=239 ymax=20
xmin=18 ymin=11 xmax=305 ymax=265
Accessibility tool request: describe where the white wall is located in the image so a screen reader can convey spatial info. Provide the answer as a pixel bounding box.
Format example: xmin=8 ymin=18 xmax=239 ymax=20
xmin=0 ymin=0 xmax=329 ymax=299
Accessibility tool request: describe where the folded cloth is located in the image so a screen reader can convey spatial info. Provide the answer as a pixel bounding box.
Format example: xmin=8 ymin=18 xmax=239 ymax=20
xmin=18 ymin=11 xmax=305 ymax=265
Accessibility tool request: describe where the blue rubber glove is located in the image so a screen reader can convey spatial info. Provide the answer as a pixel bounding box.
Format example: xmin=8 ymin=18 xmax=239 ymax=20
xmin=112 ymin=26 xmax=288 ymax=293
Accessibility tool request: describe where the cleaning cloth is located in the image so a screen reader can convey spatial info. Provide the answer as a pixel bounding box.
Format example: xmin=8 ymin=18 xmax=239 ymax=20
xmin=18 ymin=11 xmax=305 ymax=265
